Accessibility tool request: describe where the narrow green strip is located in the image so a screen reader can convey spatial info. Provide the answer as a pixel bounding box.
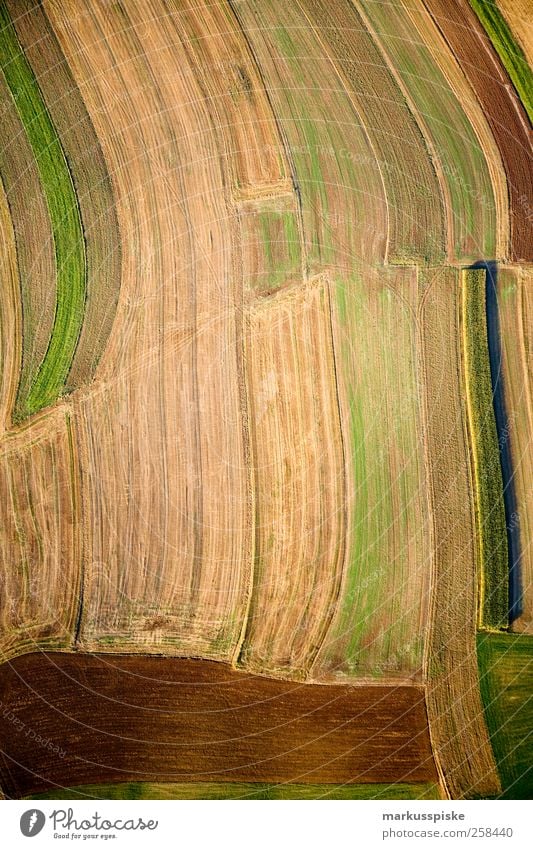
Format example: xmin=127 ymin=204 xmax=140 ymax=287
xmin=469 ymin=0 xmax=533 ymax=123
xmin=0 ymin=2 xmax=86 ymax=419
xmin=462 ymin=269 xmax=508 ymax=628
xmin=477 ymin=633 xmax=533 ymax=798
xmin=28 ymin=781 xmax=441 ymax=800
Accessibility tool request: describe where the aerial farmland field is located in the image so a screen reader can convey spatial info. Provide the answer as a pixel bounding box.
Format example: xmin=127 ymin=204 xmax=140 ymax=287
xmin=0 ymin=0 xmax=531 ymax=809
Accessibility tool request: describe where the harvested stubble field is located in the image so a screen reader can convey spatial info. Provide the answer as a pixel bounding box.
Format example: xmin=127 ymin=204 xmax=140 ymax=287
xmin=0 ymin=0 xmax=531 ymax=801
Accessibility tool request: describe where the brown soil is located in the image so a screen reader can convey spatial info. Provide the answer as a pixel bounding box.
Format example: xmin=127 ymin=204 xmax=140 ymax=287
xmin=0 ymin=653 xmax=437 ymax=799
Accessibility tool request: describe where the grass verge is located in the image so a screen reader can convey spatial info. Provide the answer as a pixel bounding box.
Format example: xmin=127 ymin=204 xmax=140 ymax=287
xmin=28 ymin=781 xmax=441 ymax=800
xmin=477 ymin=632 xmax=533 ymax=798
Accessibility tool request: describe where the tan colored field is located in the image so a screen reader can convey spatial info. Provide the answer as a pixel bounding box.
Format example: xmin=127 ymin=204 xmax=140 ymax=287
xmin=239 ymin=276 xmax=346 ymax=677
xmin=359 ymin=0 xmax=506 ymax=262
xmin=0 ymin=177 xmax=19 ymax=435
xmin=0 ymin=0 xmax=531 ymax=801
xmin=237 ymin=193 xmax=302 ymax=294
xmin=300 ymin=0 xmax=446 ymax=264
xmin=497 ymin=267 xmax=533 ymax=634
xmin=44 ymin=0 xmax=254 ymax=658
xmin=0 ymin=407 xmax=80 ymax=660
xmin=418 ymin=268 xmax=500 ymax=799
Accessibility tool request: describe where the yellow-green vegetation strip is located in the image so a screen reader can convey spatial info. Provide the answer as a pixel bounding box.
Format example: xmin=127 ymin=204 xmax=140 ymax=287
xmin=0 ymin=2 xmax=86 ymax=419
xmin=470 ymin=0 xmax=533 ymax=123
xmin=28 ymin=782 xmax=441 ymax=800
xmin=462 ymin=269 xmax=508 ymax=628
xmin=477 ymin=633 xmax=533 ymax=798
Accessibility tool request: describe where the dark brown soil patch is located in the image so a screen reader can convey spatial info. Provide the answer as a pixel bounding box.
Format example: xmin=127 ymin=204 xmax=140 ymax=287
xmin=0 ymin=653 xmax=437 ymax=798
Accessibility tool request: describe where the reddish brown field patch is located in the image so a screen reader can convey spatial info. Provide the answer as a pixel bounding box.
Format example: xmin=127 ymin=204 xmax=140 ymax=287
xmin=0 ymin=653 xmax=437 ymax=798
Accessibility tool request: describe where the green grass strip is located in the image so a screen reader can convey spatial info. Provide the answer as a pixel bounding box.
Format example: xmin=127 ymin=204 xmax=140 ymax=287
xmin=462 ymin=269 xmax=508 ymax=628
xmin=28 ymin=781 xmax=441 ymax=800
xmin=469 ymin=0 xmax=533 ymax=124
xmin=0 ymin=2 xmax=86 ymax=419
xmin=477 ymin=633 xmax=533 ymax=798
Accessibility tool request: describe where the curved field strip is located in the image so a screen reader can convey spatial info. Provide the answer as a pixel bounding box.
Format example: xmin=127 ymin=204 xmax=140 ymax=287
xmin=359 ymin=0 xmax=500 ymax=263
xmin=470 ymin=0 xmax=533 ymax=122
xmin=406 ymin=2 xmax=509 ymax=262
xmin=230 ymin=0 xmax=388 ymax=272
xmin=461 ymin=268 xmax=508 ymax=629
xmin=0 ymin=1 xmax=86 ymax=419
xmin=424 ymin=0 xmax=533 ymax=262
xmin=238 ymin=277 xmax=346 ymax=678
xmin=233 ymin=2 xmax=430 ymax=682
xmin=399 ymin=0 xmax=509 ymax=261
xmin=0 ymin=175 xmax=21 ymax=433
xmin=45 ymin=0 xmax=253 ymax=658
xmin=0 ymin=70 xmax=56 ymax=420
xmin=297 ymin=0 xmax=445 ymax=264
xmin=29 ymin=781 xmax=441 ymax=801
xmin=166 ymin=0 xmax=291 ymax=193
xmin=314 ymin=269 xmax=430 ymax=681
xmin=497 ymin=267 xmax=533 ymax=633
xmin=419 ymin=268 xmax=501 ymax=799
xmin=8 ymin=0 xmax=121 ymax=394
xmin=0 ymin=653 xmax=438 ymax=799
xmin=46 ymin=0 xmax=427 ymax=674
xmin=497 ymin=0 xmax=533 ymax=70
xmin=0 ymin=407 xmax=81 ymax=662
